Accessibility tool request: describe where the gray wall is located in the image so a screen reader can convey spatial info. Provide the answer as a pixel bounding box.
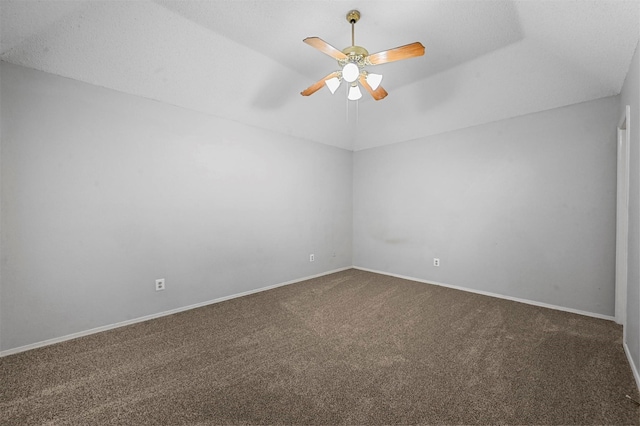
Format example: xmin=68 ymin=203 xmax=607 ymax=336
xmin=354 ymin=96 xmax=619 ymax=316
xmin=0 ymin=57 xmax=633 ymax=361
xmin=0 ymin=59 xmax=3 ymax=350
xmin=0 ymin=62 xmax=352 ymax=352
xmin=620 ymin=39 xmax=640 ymax=380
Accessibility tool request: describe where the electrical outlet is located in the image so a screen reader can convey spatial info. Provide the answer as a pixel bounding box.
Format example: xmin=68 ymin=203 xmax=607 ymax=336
xmin=309 ymin=254 xmax=315 ymax=262
xmin=433 ymin=258 xmax=440 ymax=267
xmin=155 ymin=278 xmax=165 ymax=291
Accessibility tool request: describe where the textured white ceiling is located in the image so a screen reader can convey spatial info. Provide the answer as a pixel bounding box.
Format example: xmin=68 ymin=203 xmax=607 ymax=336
xmin=1 ymin=0 xmax=638 ymax=151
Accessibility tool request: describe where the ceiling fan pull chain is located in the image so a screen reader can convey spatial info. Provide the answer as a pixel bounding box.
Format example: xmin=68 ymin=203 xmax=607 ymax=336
xmin=356 ymin=95 xmax=359 ymax=125
xmin=346 ymin=84 xmax=350 ymax=123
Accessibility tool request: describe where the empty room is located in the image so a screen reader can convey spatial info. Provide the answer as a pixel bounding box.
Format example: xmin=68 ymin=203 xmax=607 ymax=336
xmin=1 ymin=0 xmax=640 ymax=424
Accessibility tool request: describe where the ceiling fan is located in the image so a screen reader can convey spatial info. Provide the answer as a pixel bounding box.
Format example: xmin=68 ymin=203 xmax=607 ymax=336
xmin=301 ymin=10 xmax=425 ymax=101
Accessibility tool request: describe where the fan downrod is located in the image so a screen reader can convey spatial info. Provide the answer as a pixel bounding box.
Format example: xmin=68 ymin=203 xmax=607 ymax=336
xmin=347 ymin=10 xmax=360 ymax=47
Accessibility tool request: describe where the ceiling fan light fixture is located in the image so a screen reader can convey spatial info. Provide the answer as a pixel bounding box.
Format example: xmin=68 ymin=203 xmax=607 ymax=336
xmin=348 ymin=84 xmax=362 ymax=101
xmin=366 ymin=73 xmax=383 ymax=90
xmin=325 ymin=77 xmax=341 ymax=94
xmin=300 ymin=9 xmax=424 ymax=101
xmin=342 ymin=62 xmax=359 ymax=83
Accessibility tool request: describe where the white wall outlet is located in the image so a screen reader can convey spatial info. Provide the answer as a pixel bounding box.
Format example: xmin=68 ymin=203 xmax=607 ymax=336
xmin=155 ymin=278 xmax=165 ymax=291
xmin=309 ymin=254 xmax=315 ymax=262
xmin=433 ymin=258 xmax=440 ymax=267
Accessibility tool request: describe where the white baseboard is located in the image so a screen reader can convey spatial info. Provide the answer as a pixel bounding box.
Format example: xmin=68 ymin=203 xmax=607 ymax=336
xmin=0 ymin=267 xmax=351 ymax=357
xmin=1 ymin=266 xmax=622 ymax=358
xmin=353 ymin=266 xmax=616 ymax=322
xmin=624 ymin=342 xmax=640 ymax=391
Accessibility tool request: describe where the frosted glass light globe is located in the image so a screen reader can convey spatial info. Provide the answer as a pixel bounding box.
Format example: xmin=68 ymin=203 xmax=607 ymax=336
xmin=342 ymin=63 xmax=359 ymax=83
xmin=348 ymin=85 xmax=362 ymax=101
xmin=325 ymin=77 xmax=341 ymax=94
xmin=366 ymin=73 xmax=383 ymax=90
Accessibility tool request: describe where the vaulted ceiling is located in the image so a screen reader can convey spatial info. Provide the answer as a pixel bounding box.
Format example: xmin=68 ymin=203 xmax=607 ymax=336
xmin=1 ymin=1 xmax=638 ymax=151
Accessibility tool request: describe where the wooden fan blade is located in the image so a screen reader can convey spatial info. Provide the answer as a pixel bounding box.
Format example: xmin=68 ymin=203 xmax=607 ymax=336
xmin=301 ymin=72 xmax=340 ymax=96
xmin=359 ymin=75 xmax=388 ymax=101
xmin=367 ymin=42 xmax=425 ymax=65
xmin=303 ymin=37 xmax=348 ymax=60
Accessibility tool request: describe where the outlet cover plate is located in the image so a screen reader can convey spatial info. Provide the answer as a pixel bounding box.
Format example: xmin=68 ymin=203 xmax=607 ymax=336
xmin=155 ymin=278 xmax=166 ymax=291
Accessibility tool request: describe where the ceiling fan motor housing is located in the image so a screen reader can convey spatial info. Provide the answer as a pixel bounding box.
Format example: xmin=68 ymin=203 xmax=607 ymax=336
xmin=340 ymin=45 xmax=369 ymax=69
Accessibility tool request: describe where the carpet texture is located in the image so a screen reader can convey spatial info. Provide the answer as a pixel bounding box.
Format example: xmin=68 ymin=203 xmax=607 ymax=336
xmin=1 ymin=269 xmax=639 ymax=425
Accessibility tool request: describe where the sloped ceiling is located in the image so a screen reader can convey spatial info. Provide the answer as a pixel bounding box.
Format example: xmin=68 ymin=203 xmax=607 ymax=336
xmin=1 ymin=0 xmax=638 ymax=151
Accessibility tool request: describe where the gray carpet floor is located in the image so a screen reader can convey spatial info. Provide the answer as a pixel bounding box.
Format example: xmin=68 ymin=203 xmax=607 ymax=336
xmin=1 ymin=269 xmax=639 ymax=425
